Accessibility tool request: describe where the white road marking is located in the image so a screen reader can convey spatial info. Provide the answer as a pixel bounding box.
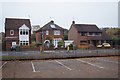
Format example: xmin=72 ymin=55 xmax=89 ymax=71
xmin=55 ymin=60 xmax=72 ymax=70
xmin=31 ymin=61 xmax=41 ymax=72
xmin=97 ymin=58 xmax=118 ymax=64
xmin=0 ymin=62 xmax=7 ymax=69
xmin=76 ymin=59 xmax=104 ymax=69
xmin=31 ymin=61 xmax=36 ymax=72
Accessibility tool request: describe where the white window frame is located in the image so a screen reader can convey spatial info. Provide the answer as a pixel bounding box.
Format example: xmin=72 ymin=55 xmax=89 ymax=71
xmin=10 ymin=30 xmax=14 ymax=35
xmin=46 ymin=30 xmax=49 ymax=35
xmin=19 ymin=29 xmax=29 ymax=35
xmin=54 ymin=30 xmax=60 ymax=35
xmin=20 ymin=41 xmax=29 ymax=46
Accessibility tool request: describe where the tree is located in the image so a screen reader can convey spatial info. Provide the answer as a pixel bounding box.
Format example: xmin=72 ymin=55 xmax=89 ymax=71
xmin=31 ymin=32 xmax=36 ymax=42
xmin=106 ymin=28 xmax=120 ymax=48
xmin=106 ymin=28 xmax=119 ymax=39
xmin=64 ymin=29 xmax=68 ymax=40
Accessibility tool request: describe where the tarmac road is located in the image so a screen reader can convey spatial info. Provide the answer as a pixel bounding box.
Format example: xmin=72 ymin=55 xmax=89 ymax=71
xmin=1 ymin=56 xmax=119 ymax=78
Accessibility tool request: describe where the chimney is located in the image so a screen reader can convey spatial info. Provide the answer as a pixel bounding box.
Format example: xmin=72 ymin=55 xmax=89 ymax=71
xmin=72 ymin=21 xmax=75 ymax=24
xmin=51 ymin=20 xmax=54 ymax=24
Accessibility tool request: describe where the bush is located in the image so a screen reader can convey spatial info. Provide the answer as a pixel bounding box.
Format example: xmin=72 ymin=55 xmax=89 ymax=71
xmin=58 ymin=41 xmax=64 ymax=48
xmin=68 ymin=44 xmax=73 ymax=50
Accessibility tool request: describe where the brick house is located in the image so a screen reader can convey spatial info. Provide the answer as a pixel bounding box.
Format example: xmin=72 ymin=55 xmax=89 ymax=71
xmin=36 ymin=20 xmax=64 ymax=48
xmin=68 ymin=21 xmax=112 ymax=48
xmin=5 ymin=18 xmax=31 ymax=50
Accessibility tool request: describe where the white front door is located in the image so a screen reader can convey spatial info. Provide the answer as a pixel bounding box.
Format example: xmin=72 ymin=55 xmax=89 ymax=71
xmin=53 ymin=38 xmax=62 ymax=47
xmin=12 ymin=42 xmax=16 ymax=46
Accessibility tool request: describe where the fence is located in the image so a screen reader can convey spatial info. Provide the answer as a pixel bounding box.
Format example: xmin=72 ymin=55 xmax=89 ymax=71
xmin=1 ymin=49 xmax=119 ymax=61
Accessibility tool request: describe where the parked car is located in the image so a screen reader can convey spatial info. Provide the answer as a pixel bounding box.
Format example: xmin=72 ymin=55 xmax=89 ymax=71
xmin=102 ymin=43 xmax=111 ymax=48
xmin=97 ymin=44 xmax=103 ymax=48
xmin=97 ymin=43 xmax=111 ymax=48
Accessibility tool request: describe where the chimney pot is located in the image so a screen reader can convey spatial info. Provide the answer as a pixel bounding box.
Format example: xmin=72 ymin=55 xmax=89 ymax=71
xmin=72 ymin=21 xmax=75 ymax=24
xmin=51 ymin=20 xmax=54 ymax=24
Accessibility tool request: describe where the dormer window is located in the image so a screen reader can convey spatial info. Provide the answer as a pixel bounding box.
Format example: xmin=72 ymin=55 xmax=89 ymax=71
xmin=10 ymin=30 xmax=14 ymax=35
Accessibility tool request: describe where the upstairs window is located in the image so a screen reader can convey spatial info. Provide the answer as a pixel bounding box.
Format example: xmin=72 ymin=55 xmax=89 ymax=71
xmin=88 ymin=32 xmax=101 ymax=36
xmin=80 ymin=32 xmax=87 ymax=36
xmin=54 ymin=30 xmax=60 ymax=35
xmin=95 ymin=32 xmax=101 ymax=36
xmin=20 ymin=29 xmax=29 ymax=35
xmin=89 ymin=32 xmax=94 ymax=36
xmin=46 ymin=31 xmax=49 ymax=35
xmin=10 ymin=30 xmax=14 ymax=35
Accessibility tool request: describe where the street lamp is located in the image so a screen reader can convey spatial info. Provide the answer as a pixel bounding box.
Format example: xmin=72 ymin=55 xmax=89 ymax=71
xmin=41 ymin=31 xmax=46 ymax=52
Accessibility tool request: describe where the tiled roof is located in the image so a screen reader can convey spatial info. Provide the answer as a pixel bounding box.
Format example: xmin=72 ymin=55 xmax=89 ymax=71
xmin=73 ymin=24 xmax=102 ymax=32
xmin=72 ymin=23 xmax=111 ymax=40
xmin=37 ymin=20 xmax=64 ymax=32
xmin=5 ymin=18 xmax=31 ymax=29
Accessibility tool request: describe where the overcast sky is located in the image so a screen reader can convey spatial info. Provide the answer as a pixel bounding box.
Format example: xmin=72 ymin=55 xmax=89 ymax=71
xmin=0 ymin=0 xmax=119 ymax=32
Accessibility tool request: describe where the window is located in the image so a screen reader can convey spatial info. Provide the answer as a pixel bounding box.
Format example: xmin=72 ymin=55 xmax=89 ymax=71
xmin=50 ymin=25 xmax=56 ymax=28
xmin=10 ymin=30 xmax=14 ymax=35
xmin=80 ymin=32 xmax=87 ymax=36
xmin=20 ymin=41 xmax=29 ymax=46
xmin=26 ymin=31 xmax=28 ymax=35
xmin=89 ymin=32 xmax=93 ymax=36
xmin=88 ymin=32 xmax=101 ymax=36
xmin=95 ymin=32 xmax=101 ymax=36
xmin=46 ymin=31 xmax=49 ymax=35
xmin=20 ymin=29 xmax=29 ymax=35
xmin=54 ymin=30 xmax=60 ymax=35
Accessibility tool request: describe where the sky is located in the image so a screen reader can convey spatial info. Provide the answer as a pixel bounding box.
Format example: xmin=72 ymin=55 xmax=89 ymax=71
xmin=0 ymin=0 xmax=119 ymax=32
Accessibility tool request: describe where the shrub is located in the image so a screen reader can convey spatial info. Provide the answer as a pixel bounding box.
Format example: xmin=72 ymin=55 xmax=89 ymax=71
xmin=69 ymin=44 xmax=73 ymax=50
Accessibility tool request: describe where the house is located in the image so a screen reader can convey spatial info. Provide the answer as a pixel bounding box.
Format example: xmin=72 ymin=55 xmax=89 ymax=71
xmin=32 ymin=25 xmax=40 ymax=32
xmin=0 ymin=32 xmax=5 ymax=51
xmin=35 ymin=20 xmax=64 ymax=48
xmin=5 ymin=18 xmax=31 ymax=50
xmin=68 ymin=21 xmax=112 ymax=48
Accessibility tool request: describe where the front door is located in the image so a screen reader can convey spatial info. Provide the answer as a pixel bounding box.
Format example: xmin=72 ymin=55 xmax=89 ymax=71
xmin=53 ymin=38 xmax=62 ymax=48
xmin=12 ymin=42 xmax=16 ymax=46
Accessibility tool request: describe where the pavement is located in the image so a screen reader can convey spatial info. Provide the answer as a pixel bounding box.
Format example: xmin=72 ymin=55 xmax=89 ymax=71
xmin=1 ymin=49 xmax=119 ymax=60
xmin=1 ymin=56 xmax=119 ymax=78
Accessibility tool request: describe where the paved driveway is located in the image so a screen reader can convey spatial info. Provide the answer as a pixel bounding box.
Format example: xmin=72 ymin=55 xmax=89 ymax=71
xmin=1 ymin=56 xmax=119 ymax=78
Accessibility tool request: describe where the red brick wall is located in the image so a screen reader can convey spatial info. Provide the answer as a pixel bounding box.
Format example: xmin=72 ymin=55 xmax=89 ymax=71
xmin=36 ymin=30 xmax=64 ymax=43
xmin=68 ymin=25 xmax=78 ymax=46
xmin=5 ymin=29 xmax=19 ymax=37
xmin=5 ymin=29 xmax=31 ymax=50
xmin=5 ymin=29 xmax=19 ymax=50
xmin=29 ymin=30 xmax=31 ymax=44
xmin=36 ymin=32 xmax=41 ymax=42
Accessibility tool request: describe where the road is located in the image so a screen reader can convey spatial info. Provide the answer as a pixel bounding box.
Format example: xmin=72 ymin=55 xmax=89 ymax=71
xmin=1 ymin=56 xmax=119 ymax=78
